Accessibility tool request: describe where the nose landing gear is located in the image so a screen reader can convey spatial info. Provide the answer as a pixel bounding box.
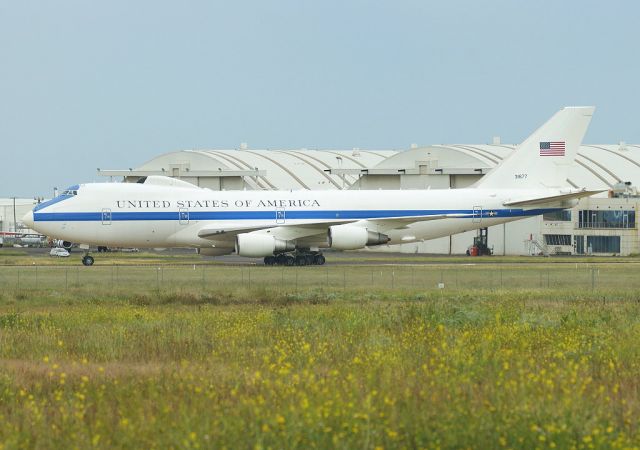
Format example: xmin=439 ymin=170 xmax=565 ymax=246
xmin=82 ymin=254 xmax=95 ymax=266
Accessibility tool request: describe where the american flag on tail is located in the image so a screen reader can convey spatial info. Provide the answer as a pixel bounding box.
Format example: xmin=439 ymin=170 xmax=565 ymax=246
xmin=539 ymin=141 xmax=565 ymax=156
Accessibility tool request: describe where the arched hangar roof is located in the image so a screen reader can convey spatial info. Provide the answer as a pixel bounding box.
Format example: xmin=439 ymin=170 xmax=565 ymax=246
xmin=101 ymin=144 xmax=640 ymax=192
xmin=377 ymin=144 xmax=640 ymax=190
xmin=135 ymin=149 xmax=397 ymax=190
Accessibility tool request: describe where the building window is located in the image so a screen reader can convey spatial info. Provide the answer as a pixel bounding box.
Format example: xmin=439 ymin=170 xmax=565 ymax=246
xmin=543 ymin=234 xmax=571 ymax=246
xmin=578 ymin=210 xmax=635 ymax=229
xmin=586 ymin=236 xmax=621 ymax=253
xmin=543 ymin=210 xmax=572 ymax=222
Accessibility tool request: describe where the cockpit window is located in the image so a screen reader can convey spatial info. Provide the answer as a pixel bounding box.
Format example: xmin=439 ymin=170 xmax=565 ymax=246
xmin=33 ymin=184 xmax=80 ymax=212
xmin=60 ymin=185 xmax=80 ymax=196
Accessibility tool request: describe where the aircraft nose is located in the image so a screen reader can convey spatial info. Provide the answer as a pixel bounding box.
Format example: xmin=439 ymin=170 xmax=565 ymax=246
xmin=22 ymin=210 xmax=34 ymax=229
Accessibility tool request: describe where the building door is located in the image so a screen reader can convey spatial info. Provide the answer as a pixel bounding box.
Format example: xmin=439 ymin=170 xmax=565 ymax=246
xmin=574 ymin=235 xmax=584 ymax=255
xmin=101 ymin=209 xmax=112 ymax=225
xmin=179 ymin=208 xmax=189 ymax=225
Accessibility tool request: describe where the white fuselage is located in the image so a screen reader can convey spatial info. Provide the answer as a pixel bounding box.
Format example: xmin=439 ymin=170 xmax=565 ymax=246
xmin=28 ymin=182 xmax=564 ymax=251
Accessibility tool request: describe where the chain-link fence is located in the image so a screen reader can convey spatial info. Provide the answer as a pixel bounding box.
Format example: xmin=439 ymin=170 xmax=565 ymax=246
xmin=0 ymin=263 xmax=635 ymax=294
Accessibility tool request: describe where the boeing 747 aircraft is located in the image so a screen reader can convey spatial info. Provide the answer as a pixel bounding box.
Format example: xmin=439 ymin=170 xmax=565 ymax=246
xmin=24 ymin=107 xmax=600 ymax=266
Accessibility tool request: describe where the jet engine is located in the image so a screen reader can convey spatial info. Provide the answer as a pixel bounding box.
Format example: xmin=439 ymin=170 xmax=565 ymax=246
xmin=198 ymin=247 xmax=234 ymax=256
xmin=328 ymin=225 xmax=390 ymax=250
xmin=52 ymin=240 xmax=73 ymax=250
xmin=235 ymin=233 xmax=295 ymax=257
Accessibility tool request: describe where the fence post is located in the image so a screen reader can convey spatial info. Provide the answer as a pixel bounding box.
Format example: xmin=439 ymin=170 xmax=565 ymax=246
xmin=539 ymin=272 xmax=543 ymax=288
xmin=343 ymin=268 xmax=346 ymax=290
xmin=547 ymin=268 xmax=550 ymax=288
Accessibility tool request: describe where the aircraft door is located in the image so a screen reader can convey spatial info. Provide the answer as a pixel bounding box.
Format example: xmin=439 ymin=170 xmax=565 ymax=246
xmin=101 ymin=209 xmax=112 ymax=225
xmin=179 ymin=208 xmax=189 ymax=225
xmin=276 ymin=208 xmax=286 ymax=224
xmin=472 ymin=206 xmax=482 ymax=223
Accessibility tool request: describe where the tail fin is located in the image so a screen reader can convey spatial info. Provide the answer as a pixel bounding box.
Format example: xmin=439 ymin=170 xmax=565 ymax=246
xmin=475 ymin=106 xmax=595 ymax=189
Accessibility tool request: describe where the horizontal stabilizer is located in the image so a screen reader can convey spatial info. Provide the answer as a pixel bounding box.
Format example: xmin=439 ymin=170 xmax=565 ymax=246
xmin=503 ymin=190 xmax=603 ymax=207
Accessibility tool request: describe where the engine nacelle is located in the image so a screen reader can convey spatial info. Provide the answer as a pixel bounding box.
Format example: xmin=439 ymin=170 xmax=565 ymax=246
xmin=198 ymin=247 xmax=234 ymax=256
xmin=328 ymin=225 xmax=390 ymax=250
xmin=52 ymin=240 xmax=73 ymax=250
xmin=235 ymin=233 xmax=295 ymax=257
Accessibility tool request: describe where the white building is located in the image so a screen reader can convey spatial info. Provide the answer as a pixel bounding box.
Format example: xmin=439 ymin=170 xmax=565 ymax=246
xmin=98 ymin=143 xmax=640 ymax=256
xmin=0 ymin=198 xmax=40 ymax=233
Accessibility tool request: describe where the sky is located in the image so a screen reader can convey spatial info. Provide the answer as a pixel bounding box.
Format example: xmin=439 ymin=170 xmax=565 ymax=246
xmin=1 ymin=0 xmax=639 ymax=197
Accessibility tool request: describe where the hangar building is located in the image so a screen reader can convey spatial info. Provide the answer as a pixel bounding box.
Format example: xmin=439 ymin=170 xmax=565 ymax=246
xmin=0 ymin=198 xmax=39 ymax=234
xmin=98 ymin=143 xmax=640 ymax=256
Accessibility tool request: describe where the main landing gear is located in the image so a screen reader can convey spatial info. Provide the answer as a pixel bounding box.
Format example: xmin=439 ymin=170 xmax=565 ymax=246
xmin=82 ymin=254 xmax=95 ymax=266
xmin=263 ymin=251 xmax=326 ymax=266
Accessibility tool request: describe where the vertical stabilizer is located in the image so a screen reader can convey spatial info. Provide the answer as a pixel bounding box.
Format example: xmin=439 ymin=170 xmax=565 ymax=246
xmin=475 ymin=106 xmax=594 ymax=189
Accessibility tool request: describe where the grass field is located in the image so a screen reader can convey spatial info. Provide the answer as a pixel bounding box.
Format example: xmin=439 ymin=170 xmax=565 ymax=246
xmin=1 ymin=256 xmax=640 ymax=448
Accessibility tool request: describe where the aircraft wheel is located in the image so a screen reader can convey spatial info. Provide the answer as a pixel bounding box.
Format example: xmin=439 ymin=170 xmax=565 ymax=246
xmin=264 ymin=256 xmax=276 ymax=266
xmin=275 ymin=254 xmax=287 ymax=265
xmin=314 ymin=254 xmax=326 ymax=265
xmin=295 ymin=256 xmax=306 ymax=266
xmin=82 ymin=255 xmax=94 ymax=266
xmin=285 ymin=255 xmax=295 ymax=266
xmin=305 ymin=255 xmax=314 ymax=265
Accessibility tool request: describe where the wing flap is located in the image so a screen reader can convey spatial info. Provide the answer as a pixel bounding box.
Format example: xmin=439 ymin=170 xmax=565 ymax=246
xmin=366 ymin=213 xmax=473 ymax=232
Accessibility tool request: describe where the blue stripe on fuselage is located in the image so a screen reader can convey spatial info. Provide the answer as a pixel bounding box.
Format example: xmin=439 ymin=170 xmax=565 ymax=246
xmin=33 ymin=208 xmax=562 ymax=222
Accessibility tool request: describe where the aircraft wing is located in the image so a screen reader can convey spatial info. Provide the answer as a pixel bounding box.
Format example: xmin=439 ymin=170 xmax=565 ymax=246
xmin=197 ymin=213 xmax=473 ymax=242
xmin=197 ymin=220 xmax=358 ymax=241
xmin=503 ymin=190 xmax=604 ymax=207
